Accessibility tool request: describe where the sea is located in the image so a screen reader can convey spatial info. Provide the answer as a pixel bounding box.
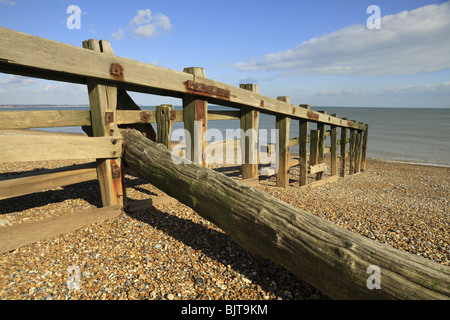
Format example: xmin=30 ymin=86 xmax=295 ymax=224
xmin=2 ymin=105 xmax=449 ymax=167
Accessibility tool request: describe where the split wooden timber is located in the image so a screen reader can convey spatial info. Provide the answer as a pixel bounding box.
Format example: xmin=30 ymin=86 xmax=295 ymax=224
xmin=120 ymin=129 xmax=449 ymax=300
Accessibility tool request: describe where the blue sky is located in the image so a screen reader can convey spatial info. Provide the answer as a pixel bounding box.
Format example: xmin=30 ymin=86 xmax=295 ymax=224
xmin=0 ymin=0 xmax=449 ymax=108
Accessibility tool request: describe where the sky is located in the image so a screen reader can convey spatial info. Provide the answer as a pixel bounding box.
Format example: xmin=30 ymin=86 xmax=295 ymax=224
xmin=0 ymin=0 xmax=449 ymax=108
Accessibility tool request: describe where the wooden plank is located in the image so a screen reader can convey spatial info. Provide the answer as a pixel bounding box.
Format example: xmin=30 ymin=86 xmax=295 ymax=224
xmin=0 ymin=205 xmax=122 ymax=254
xmin=308 ymin=163 xmax=326 ymax=175
xmin=0 ymin=27 xmax=366 ymax=131
xmin=182 ymin=67 xmax=208 ymax=166
xmin=0 ymin=134 xmax=121 ymax=162
xmin=0 ymin=166 xmax=97 ymax=200
xmin=330 ymin=114 xmax=338 ymax=176
xmin=0 ymin=110 xmax=91 ymax=129
xmin=126 ymin=196 xmax=178 ymax=212
xmin=84 ymin=39 xmax=124 ymax=207
xmin=240 ymin=84 xmax=259 ymax=180
xmin=156 ymin=104 xmax=174 ymax=149
xmin=298 ymin=104 xmax=310 ymax=186
xmin=116 ymin=110 xmax=156 ymax=124
xmin=208 ymin=110 xmax=240 ymax=121
xmin=276 ymin=97 xmax=290 ymax=188
xmin=300 ymin=174 xmax=339 ymax=190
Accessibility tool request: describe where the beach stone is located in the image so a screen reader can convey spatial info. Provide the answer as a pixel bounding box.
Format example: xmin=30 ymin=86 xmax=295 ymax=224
xmin=0 ymin=218 xmax=11 ymax=226
xmin=0 ymin=158 xmax=448 ymax=301
xmin=166 ymin=293 xmax=174 ymax=300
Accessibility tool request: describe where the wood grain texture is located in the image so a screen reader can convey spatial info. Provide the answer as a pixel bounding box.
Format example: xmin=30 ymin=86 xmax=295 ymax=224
xmin=120 ymin=128 xmax=450 ymax=300
xmin=0 ymin=206 xmax=122 ymax=254
xmin=0 ymin=134 xmax=121 ymax=162
xmin=0 ymin=165 xmax=97 ymax=200
xmin=0 ymin=27 xmax=366 ymax=131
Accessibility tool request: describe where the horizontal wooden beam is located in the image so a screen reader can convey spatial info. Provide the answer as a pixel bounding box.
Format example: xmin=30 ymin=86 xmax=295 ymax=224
xmin=0 ymin=27 xmax=365 ymax=131
xmin=0 ymin=110 xmax=91 ymax=129
xmin=126 ymin=196 xmax=178 ymax=212
xmin=0 ymin=134 xmax=121 ymax=162
xmin=308 ymin=163 xmax=326 ymax=175
xmin=0 ymin=109 xmax=242 ymax=130
xmin=0 ymin=205 xmax=122 ymax=254
xmin=299 ymin=174 xmax=339 ymax=189
xmin=208 ymin=110 xmax=240 ymax=121
xmin=0 ymin=164 xmax=97 ymax=200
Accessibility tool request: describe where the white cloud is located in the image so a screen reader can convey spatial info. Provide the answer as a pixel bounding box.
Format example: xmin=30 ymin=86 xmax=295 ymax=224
xmin=382 ymin=81 xmax=450 ymax=96
xmin=111 ymin=28 xmax=124 ymax=41
xmin=129 ymin=9 xmax=172 ymax=38
xmin=0 ymin=0 xmax=15 ymax=5
xmin=41 ymin=83 xmax=85 ymax=95
xmin=236 ymin=3 xmax=450 ymax=76
xmin=313 ymin=81 xmax=450 ymax=98
xmin=130 ymin=9 xmax=152 ymax=26
xmin=1 ymin=75 xmax=35 ymax=86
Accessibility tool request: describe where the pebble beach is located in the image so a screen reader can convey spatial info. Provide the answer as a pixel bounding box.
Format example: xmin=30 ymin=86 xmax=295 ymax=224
xmin=0 ymin=157 xmax=449 ymax=300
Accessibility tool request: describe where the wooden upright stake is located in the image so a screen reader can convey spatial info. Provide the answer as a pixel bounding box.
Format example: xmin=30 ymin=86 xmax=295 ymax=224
xmin=83 ymin=39 xmax=124 ymax=207
xmin=330 ymin=113 xmax=338 ymax=176
xmin=182 ymin=67 xmax=208 ymax=166
xmin=349 ymin=128 xmax=356 ymax=175
xmin=299 ymin=104 xmax=310 ymax=186
xmin=309 ymin=130 xmax=319 ymax=178
xmin=361 ymin=124 xmax=369 ymax=171
xmin=317 ymin=111 xmax=326 ymax=180
xmin=276 ymin=97 xmax=290 ymax=188
xmin=340 ymin=118 xmax=348 ymax=177
xmin=240 ymin=84 xmax=260 ymax=180
xmin=156 ymin=104 xmax=174 ymax=149
xmin=355 ymin=129 xmax=362 ymax=173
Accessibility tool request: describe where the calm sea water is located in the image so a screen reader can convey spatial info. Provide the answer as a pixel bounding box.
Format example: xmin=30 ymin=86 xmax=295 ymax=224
xmin=2 ymin=105 xmax=449 ymax=167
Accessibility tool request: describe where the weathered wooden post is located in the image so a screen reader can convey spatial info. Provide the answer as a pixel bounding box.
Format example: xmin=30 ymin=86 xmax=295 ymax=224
xmin=340 ymin=118 xmax=348 ymax=177
xmin=361 ymin=124 xmax=369 ymax=171
xmin=276 ymin=96 xmax=291 ymax=188
xmin=349 ymin=127 xmax=356 ymax=175
xmin=240 ymin=84 xmax=260 ymax=180
xmin=330 ymin=114 xmax=338 ymax=176
xmin=355 ymin=127 xmax=363 ymax=173
xmin=182 ymin=67 xmax=208 ymax=166
xmin=298 ymin=104 xmax=310 ymax=186
xmin=83 ymin=39 xmax=124 ymax=207
xmin=309 ymin=129 xmax=319 ymax=178
xmin=156 ymin=104 xmax=174 ymax=149
xmin=317 ymin=111 xmax=326 ymax=180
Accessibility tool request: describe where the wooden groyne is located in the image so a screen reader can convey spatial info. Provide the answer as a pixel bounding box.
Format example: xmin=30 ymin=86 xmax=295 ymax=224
xmin=1 ymin=27 xmax=448 ymax=299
